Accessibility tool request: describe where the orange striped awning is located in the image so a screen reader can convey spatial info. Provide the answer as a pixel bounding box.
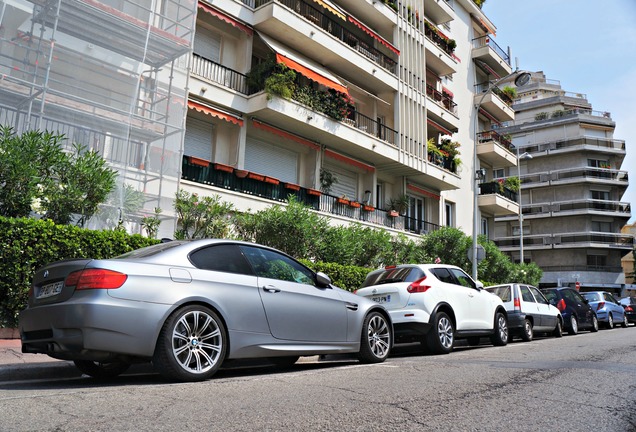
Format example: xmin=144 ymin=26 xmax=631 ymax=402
xmin=348 ymin=16 xmax=400 ymax=56
xmin=407 ymin=183 xmax=440 ymax=200
xmin=188 ymin=100 xmax=244 ymax=126
xmin=275 ymin=53 xmax=348 ymax=95
xmin=198 ymin=2 xmax=253 ymax=36
xmin=310 ymin=0 xmax=346 ymax=20
xmin=478 ymin=107 xmax=501 ymax=126
xmin=426 ymin=118 xmax=454 ymax=136
xmin=252 ymin=119 xmax=320 ymax=151
xmin=325 ymin=149 xmax=375 ymax=172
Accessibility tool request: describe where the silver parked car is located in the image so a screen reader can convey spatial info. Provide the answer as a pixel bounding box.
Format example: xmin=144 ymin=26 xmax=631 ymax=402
xmin=20 ymin=240 xmax=392 ymax=381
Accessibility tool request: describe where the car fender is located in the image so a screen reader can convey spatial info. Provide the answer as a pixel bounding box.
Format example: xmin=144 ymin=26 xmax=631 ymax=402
xmin=428 ymin=302 xmax=456 ymax=327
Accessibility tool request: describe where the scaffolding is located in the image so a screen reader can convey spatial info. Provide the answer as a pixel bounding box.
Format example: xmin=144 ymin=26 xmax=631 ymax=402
xmin=0 ymin=0 xmax=196 ymax=236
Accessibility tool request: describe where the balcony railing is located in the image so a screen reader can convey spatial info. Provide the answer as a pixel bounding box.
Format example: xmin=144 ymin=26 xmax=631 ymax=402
xmin=190 ymin=54 xmax=250 ymax=95
xmin=478 ymin=181 xmax=518 ymax=202
xmin=519 ymin=136 xmax=626 ymax=154
xmin=552 ymin=200 xmax=631 ymax=215
xmin=344 ymin=111 xmax=398 ymax=146
xmin=181 ymin=157 xmax=441 ymax=235
xmin=426 ymin=84 xmax=458 ymax=114
xmin=424 ymin=21 xmax=457 ymax=57
xmin=494 ymin=233 xmax=634 ymax=249
xmin=552 ymin=167 xmax=628 ymax=183
xmin=477 ymin=130 xmax=513 ymax=151
xmin=254 ymin=0 xmax=397 ymax=74
xmin=472 ymin=35 xmax=511 ymax=66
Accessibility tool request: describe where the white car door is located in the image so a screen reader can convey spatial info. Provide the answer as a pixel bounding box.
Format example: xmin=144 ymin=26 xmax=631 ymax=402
xmin=449 ymin=268 xmax=493 ymax=330
xmin=429 ymin=267 xmax=479 ymax=331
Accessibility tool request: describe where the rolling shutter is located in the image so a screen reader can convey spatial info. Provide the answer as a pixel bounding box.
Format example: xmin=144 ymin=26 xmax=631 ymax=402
xmin=245 ymin=138 xmax=298 ymax=183
xmin=193 ymin=27 xmax=221 ymax=62
xmin=324 ymin=163 xmax=357 ymax=199
xmin=184 ymin=117 xmax=213 ymax=161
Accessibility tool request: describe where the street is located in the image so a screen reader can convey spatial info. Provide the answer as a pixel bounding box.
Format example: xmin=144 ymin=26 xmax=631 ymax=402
xmin=1 ymin=327 xmax=635 ymax=432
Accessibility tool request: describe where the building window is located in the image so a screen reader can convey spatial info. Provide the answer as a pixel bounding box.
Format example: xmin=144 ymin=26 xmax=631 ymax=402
xmin=493 ymin=168 xmax=505 ymax=179
xmin=591 ymin=221 xmax=612 ymax=232
xmin=376 ymin=183 xmax=384 ymax=209
xmin=591 ymin=190 xmax=610 ymax=200
xmin=587 ymin=254 xmax=607 ymax=269
xmin=588 ymin=158 xmax=609 ymax=168
xmin=481 ymin=217 xmax=488 ymax=237
xmin=445 ymin=202 xmax=455 ymax=227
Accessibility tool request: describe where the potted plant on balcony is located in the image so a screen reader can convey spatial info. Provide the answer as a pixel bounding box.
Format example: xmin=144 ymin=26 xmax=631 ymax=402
xmin=504 ymin=176 xmax=520 ymax=193
xmin=320 ymin=168 xmax=338 ymax=194
xmin=427 ymin=138 xmax=443 ymax=163
xmin=386 ymin=194 xmax=409 ymax=216
xmin=336 ymin=195 xmax=350 ymax=205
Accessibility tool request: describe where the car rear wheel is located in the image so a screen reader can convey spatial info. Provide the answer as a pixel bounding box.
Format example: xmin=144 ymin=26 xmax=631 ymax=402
xmin=521 ymin=319 xmax=533 ymax=342
xmin=73 ymin=360 xmax=130 ymax=379
xmin=426 ymin=312 xmax=454 ymax=354
xmin=607 ymin=313 xmax=614 ymax=329
xmin=590 ymin=315 xmax=599 ymax=332
xmin=621 ymin=314 xmax=628 ymax=328
xmin=553 ymin=319 xmax=563 ymax=338
xmin=357 ymin=311 xmax=391 ymax=363
xmin=153 ymin=305 xmax=226 ymax=382
xmin=568 ymin=315 xmax=578 ymax=335
xmin=490 ymin=312 xmax=508 ymax=346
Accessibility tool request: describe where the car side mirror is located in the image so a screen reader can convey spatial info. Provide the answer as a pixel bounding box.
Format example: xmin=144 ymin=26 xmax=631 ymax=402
xmin=583 ymin=299 xmax=589 ymax=304
xmin=475 ymin=281 xmax=484 ymax=289
xmin=316 ymin=271 xmax=332 ymax=288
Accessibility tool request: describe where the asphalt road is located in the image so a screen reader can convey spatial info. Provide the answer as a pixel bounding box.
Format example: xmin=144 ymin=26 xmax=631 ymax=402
xmin=1 ymin=326 xmax=635 ymax=432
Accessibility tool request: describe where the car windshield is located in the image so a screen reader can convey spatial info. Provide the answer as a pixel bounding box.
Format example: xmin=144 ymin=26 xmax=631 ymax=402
xmin=542 ymin=289 xmax=557 ymax=303
xmin=114 ymin=241 xmax=188 ymax=259
xmin=581 ymin=292 xmax=601 ymax=302
xmin=361 ymin=267 xmax=423 ymax=287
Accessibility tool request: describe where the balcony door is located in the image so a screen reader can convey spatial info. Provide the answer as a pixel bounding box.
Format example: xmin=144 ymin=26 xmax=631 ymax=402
xmin=407 ymin=196 xmax=425 ymax=233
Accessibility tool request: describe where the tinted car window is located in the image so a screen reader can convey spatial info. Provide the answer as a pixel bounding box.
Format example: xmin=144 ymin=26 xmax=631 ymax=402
xmin=565 ymin=289 xmax=585 ymax=303
xmin=529 ymin=286 xmax=549 ymax=305
xmin=542 ymin=289 xmax=558 ymax=304
xmin=240 ymin=246 xmax=316 ymax=286
xmin=362 ymin=267 xmax=424 ymax=287
xmin=520 ymin=285 xmax=535 ymax=303
xmin=486 ymin=285 xmax=511 ymax=302
xmin=605 ymin=293 xmax=619 ymax=304
xmin=448 ymin=268 xmax=476 ymax=288
xmin=430 ymin=267 xmax=455 ymax=284
xmin=189 ymin=244 xmax=254 ymax=275
xmin=582 ymin=292 xmax=601 ymax=302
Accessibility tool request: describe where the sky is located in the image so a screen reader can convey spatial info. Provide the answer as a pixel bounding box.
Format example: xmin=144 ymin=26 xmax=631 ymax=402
xmin=483 ymin=0 xmax=636 ymax=223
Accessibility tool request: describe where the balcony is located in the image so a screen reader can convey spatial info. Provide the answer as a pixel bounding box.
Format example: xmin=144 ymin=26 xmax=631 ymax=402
xmin=550 ymin=167 xmax=629 ymax=188
xmin=476 ymin=130 xmax=516 ymax=167
xmin=519 ymin=136 xmax=626 ymax=158
xmin=424 ymin=22 xmax=458 ymax=76
xmin=471 ymin=35 xmax=512 ymax=78
xmin=426 ymin=84 xmax=459 ymax=132
xmin=552 ymin=200 xmax=631 ymax=218
xmin=494 ymin=234 xmax=549 ymax=251
xmin=423 ymin=0 xmax=453 ymax=25
xmin=478 ymin=181 xmax=519 ymax=216
xmin=475 ymin=84 xmax=514 ymax=122
xmin=181 ymin=156 xmax=441 ymax=236
xmin=253 ymin=0 xmax=398 ymax=92
xmin=553 ymin=232 xmax=634 ymax=250
xmin=190 ymin=54 xmax=250 ymax=95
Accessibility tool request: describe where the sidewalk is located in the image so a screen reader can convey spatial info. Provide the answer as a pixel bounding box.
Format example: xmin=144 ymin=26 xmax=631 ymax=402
xmin=0 ymin=333 xmax=63 ymax=366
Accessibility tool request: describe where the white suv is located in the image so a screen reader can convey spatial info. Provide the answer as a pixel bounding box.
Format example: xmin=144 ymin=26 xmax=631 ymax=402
xmin=355 ymin=264 xmax=508 ymax=354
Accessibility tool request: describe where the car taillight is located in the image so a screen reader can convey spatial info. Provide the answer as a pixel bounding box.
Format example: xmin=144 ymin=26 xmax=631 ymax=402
xmin=596 ymin=301 xmax=605 ymax=311
xmin=513 ymin=297 xmax=521 ymax=312
xmin=556 ymin=299 xmax=566 ymax=312
xmin=407 ymin=277 xmax=431 ymax=293
xmin=625 ymin=306 xmax=634 ymax=313
xmin=65 ymin=269 xmax=127 ymax=290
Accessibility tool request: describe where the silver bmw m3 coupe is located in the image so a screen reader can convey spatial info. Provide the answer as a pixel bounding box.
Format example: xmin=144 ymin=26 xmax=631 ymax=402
xmin=20 ymin=239 xmax=392 ymax=381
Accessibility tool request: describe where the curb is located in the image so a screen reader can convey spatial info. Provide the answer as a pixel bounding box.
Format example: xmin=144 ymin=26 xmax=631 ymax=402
xmin=0 ymin=328 xmax=19 ymax=339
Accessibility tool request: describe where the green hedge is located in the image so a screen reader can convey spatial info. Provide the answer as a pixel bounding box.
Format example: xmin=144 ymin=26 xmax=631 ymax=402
xmin=299 ymin=259 xmax=372 ymax=292
xmin=0 ymin=217 xmax=159 ymax=327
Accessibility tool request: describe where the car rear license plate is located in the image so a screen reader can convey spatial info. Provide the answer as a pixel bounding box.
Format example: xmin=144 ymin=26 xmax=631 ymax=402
xmin=371 ymin=295 xmax=391 ymax=304
xmin=37 ymin=281 xmax=64 ymax=299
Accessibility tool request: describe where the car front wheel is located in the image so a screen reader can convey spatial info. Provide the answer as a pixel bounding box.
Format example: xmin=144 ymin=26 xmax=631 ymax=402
xmin=73 ymin=360 xmax=130 ymax=379
xmin=590 ymin=314 xmax=599 ymax=332
xmin=426 ymin=311 xmax=454 ymax=354
xmin=553 ymin=319 xmax=563 ymax=338
xmin=490 ymin=312 xmax=508 ymax=346
xmin=568 ymin=315 xmax=578 ymax=335
xmin=357 ymin=311 xmax=391 ymax=363
xmin=621 ymin=314 xmax=628 ymax=328
xmin=153 ymin=305 xmax=226 ymax=382
xmin=521 ymin=318 xmax=533 ymax=342
xmin=607 ymin=313 xmax=614 ymax=329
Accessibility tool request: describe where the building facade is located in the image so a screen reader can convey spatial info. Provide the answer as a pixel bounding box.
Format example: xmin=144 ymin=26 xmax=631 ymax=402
xmin=494 ymin=72 xmax=633 ymax=295
xmin=0 ymin=0 xmax=520 ymax=246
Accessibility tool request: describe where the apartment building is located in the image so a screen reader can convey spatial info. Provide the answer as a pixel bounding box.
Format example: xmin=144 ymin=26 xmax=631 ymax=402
xmin=0 ymin=0 xmax=519 ymax=244
xmin=494 ymin=72 xmax=633 ymax=295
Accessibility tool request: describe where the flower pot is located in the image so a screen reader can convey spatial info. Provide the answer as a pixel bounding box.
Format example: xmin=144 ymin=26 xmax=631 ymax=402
xmin=247 ymin=172 xmax=265 ymax=182
xmin=363 ymin=205 xmax=375 ymax=212
xmin=213 ymin=162 xmax=234 ymax=173
xmin=307 ymin=189 xmax=321 ymax=196
xmin=235 ymin=169 xmax=249 ymax=178
xmin=349 ymin=201 xmax=361 ymax=208
xmin=189 ymin=156 xmax=210 ymax=167
xmin=388 ymin=210 xmax=399 ymax=217
xmin=264 ymin=176 xmax=280 ymax=185
xmin=285 ymin=182 xmax=301 ymax=191
xmin=336 ymin=198 xmax=350 ymax=205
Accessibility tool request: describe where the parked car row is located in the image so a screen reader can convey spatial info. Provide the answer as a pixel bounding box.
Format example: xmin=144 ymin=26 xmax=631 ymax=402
xmin=17 ymin=240 xmax=633 ymax=383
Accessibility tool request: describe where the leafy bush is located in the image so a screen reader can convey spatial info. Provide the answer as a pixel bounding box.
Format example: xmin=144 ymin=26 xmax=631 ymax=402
xmin=299 ymin=259 xmax=369 ymax=292
xmin=174 ymin=190 xmax=234 ymax=240
xmin=0 ymin=216 xmax=158 ymax=327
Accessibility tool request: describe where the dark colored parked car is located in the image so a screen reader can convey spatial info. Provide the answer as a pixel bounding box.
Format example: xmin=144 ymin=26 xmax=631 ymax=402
xmin=541 ymin=287 xmax=599 ymax=335
xmin=619 ymin=297 xmax=636 ymax=325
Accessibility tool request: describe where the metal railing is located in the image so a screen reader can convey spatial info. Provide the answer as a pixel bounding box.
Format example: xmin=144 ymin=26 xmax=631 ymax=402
xmin=254 ymin=0 xmax=397 ymax=73
xmin=424 ymin=22 xmax=456 ymax=57
xmin=478 ymin=181 xmax=518 ymax=202
xmin=345 ymin=111 xmax=398 ymax=146
xmin=182 ymin=157 xmax=441 ymax=235
xmin=190 ymin=54 xmax=250 ymax=94
xmin=472 ymin=35 xmax=511 ymax=66
xmin=553 ymin=200 xmax=631 ymax=214
xmin=426 ymin=84 xmax=458 ymax=114
xmin=477 ymin=130 xmax=513 ymax=151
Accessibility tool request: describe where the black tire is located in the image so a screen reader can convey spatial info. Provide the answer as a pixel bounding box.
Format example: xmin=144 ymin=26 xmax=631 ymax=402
xmin=490 ymin=312 xmax=508 ymax=346
xmin=553 ymin=318 xmax=563 ymax=338
xmin=621 ymin=314 xmax=628 ymax=328
xmin=520 ymin=318 xmax=533 ymax=342
xmin=426 ymin=311 xmax=454 ymax=354
xmin=358 ymin=311 xmax=391 ymax=363
xmin=466 ymin=337 xmax=481 ymax=346
xmin=73 ymin=360 xmax=130 ymax=379
xmin=607 ymin=313 xmax=614 ymax=329
xmin=269 ymin=356 xmax=300 ymax=368
xmin=568 ymin=315 xmax=578 ymax=335
xmin=590 ymin=314 xmax=599 ymax=332
xmin=153 ymin=305 xmax=226 ymax=382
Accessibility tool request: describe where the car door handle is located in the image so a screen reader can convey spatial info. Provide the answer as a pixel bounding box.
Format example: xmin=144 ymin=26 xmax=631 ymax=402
xmin=262 ymin=286 xmax=281 ymax=293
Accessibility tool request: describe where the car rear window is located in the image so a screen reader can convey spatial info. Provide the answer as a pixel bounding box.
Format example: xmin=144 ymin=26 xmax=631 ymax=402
xmin=361 ymin=267 xmax=424 ymax=287
xmin=581 ymin=292 xmax=601 ymax=302
xmin=114 ymin=241 xmax=188 ymax=259
xmin=486 ymin=286 xmax=511 ymax=302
